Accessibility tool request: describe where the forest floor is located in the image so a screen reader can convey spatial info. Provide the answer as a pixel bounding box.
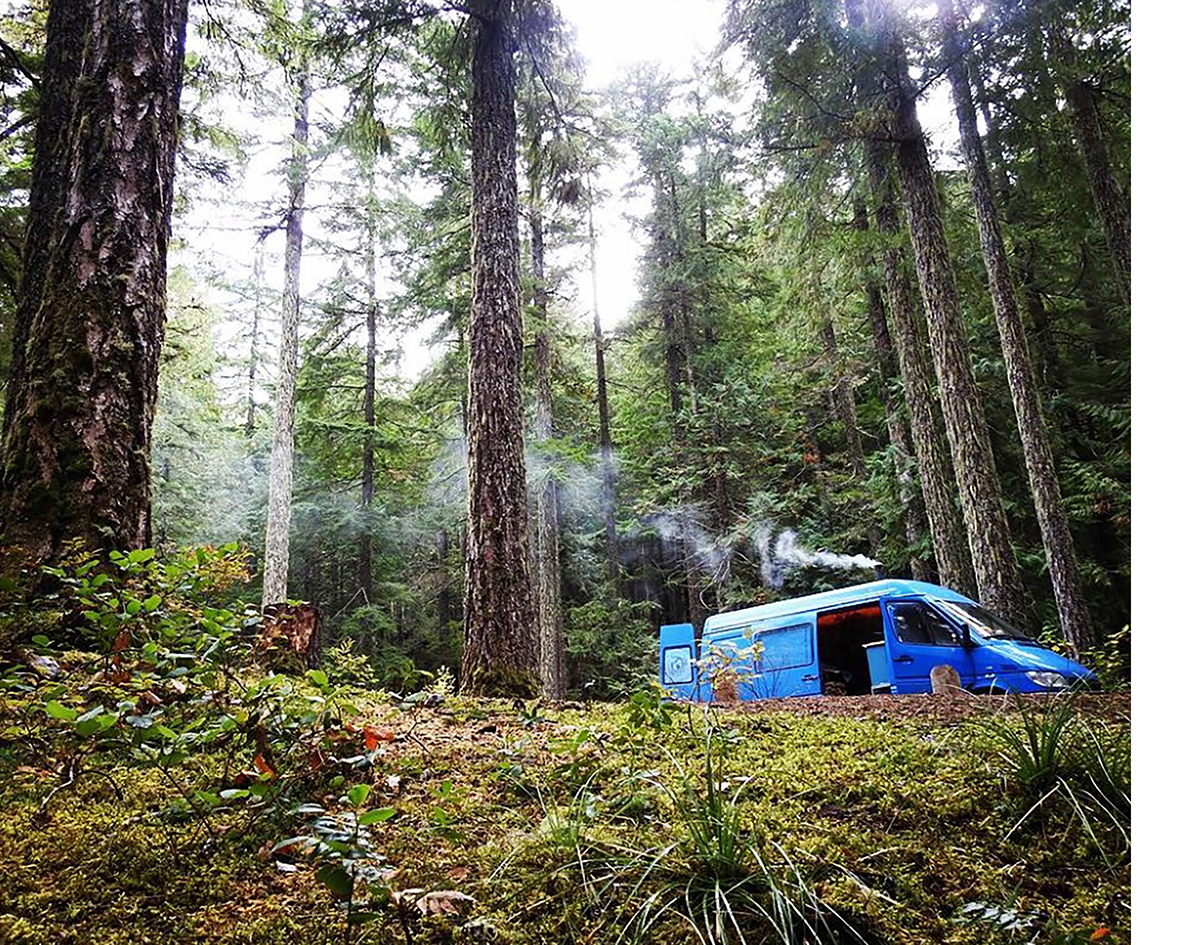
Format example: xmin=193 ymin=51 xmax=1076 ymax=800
xmin=0 ymin=690 xmax=1130 ymax=945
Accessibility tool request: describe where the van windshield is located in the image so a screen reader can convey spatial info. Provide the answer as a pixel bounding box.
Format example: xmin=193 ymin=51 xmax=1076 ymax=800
xmin=939 ymin=601 xmax=1035 ymax=642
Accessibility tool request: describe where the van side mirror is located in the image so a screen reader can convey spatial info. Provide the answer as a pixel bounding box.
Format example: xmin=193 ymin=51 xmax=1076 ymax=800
xmin=960 ymin=627 xmax=976 ymax=648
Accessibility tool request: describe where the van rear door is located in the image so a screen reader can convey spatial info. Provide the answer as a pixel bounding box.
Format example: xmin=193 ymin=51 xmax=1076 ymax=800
xmin=658 ymin=623 xmax=698 ymax=700
xmin=752 ymin=613 xmax=821 ymax=698
xmin=882 ymin=596 xmax=976 ymax=693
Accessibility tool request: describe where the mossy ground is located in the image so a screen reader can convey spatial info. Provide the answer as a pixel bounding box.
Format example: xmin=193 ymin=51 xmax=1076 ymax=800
xmin=0 ymin=694 xmax=1129 ymax=945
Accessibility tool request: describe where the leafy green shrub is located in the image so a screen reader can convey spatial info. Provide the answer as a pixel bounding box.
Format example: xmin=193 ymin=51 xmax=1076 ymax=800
xmin=1087 ymin=625 xmax=1130 ymax=691
xmin=624 ymin=680 xmax=676 ymax=733
xmin=324 ymin=638 xmax=378 ymax=688
xmin=697 ymin=632 xmax=764 ymax=703
xmin=956 ymin=898 xmax=1113 ymax=944
xmin=276 ymin=782 xmax=398 ymax=940
xmin=0 ymin=543 xmax=366 ymax=845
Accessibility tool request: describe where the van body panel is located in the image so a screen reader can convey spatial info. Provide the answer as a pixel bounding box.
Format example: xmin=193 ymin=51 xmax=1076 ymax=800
xmin=701 ymin=580 xmax=972 ymax=636
xmin=881 ymin=595 xmax=977 ymax=693
xmin=963 ymin=636 xmax=1095 ymax=693
xmin=752 ymin=612 xmax=821 ymax=698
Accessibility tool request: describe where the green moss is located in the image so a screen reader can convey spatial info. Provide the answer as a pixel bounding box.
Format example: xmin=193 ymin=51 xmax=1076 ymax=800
xmin=0 ymin=695 xmax=1129 ymax=944
xmin=461 ymin=662 xmax=540 ymax=699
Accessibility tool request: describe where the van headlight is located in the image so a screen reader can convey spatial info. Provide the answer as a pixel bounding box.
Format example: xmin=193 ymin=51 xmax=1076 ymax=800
xmin=1025 ymin=671 xmax=1068 ymax=689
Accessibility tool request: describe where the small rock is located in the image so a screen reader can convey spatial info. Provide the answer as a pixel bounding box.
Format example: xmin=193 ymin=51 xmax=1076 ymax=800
xmin=28 ymin=653 xmax=62 ymax=678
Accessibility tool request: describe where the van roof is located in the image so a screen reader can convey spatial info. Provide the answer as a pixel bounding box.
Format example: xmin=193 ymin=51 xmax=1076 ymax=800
xmin=702 ymin=579 xmax=974 ymax=635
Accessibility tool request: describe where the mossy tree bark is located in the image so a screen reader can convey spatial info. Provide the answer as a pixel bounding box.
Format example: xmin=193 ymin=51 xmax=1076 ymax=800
xmin=846 ymin=0 xmax=972 ymax=596
xmin=245 ymin=249 xmax=266 ymax=446
xmin=359 ymin=161 xmax=378 ymax=606
xmin=941 ymin=1 xmax=1094 ymax=652
xmin=461 ymin=0 xmax=539 ymax=697
xmin=0 ymin=0 xmax=188 ymax=561
xmin=874 ymin=1 xmax=1028 ymax=624
xmin=868 ymin=149 xmax=976 ymax=599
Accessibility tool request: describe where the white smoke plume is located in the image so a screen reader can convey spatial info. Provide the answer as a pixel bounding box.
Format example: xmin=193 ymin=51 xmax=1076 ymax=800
xmin=644 ymin=506 xmax=736 ymax=586
xmin=752 ymin=523 xmax=881 ymax=589
xmin=636 ymin=506 xmax=881 ymax=590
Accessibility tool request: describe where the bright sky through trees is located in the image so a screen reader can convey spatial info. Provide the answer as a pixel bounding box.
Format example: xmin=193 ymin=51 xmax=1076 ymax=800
xmin=176 ymin=0 xmax=734 ymax=383
xmin=172 ymin=0 xmax=957 ymax=384
xmin=559 ymin=0 xmax=729 ymax=349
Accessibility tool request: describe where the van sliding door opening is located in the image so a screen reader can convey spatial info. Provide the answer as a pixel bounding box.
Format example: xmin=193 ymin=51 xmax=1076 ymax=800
xmin=815 ymin=604 xmax=886 ymax=695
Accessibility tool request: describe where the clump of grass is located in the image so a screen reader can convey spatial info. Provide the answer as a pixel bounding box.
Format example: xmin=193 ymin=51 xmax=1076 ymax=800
xmin=1074 ymin=720 xmax=1130 ymax=824
xmin=544 ymin=727 xmax=868 ymax=944
xmin=988 ymin=692 xmax=1080 ymax=795
xmin=986 ymin=694 xmax=1130 ymax=865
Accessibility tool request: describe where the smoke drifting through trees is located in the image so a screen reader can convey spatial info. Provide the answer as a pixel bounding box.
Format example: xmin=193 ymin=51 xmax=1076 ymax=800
xmin=642 ymin=507 xmax=882 ymax=592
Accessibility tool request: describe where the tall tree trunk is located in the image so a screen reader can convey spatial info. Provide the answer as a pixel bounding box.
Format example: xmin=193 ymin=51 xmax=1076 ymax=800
xmin=875 ymin=2 xmax=1028 ymax=625
xmin=530 ymin=202 xmax=564 ymax=699
xmin=693 ymin=111 xmax=731 ymax=588
xmin=0 ymin=0 xmax=188 ymax=562
xmin=941 ymin=1 xmax=1094 ymax=652
xmin=968 ymin=53 xmax=1069 ymax=400
xmin=587 ymin=195 xmax=619 ymax=586
xmin=665 ymin=172 xmax=707 ymax=629
xmin=461 ymin=1 xmax=538 ymax=697
xmin=852 ymin=197 xmax=933 ymax=583
xmin=359 ymin=162 xmax=378 ymax=605
xmin=658 ymin=177 xmax=686 ymax=421
xmin=245 ymin=248 xmax=265 ymax=443
xmin=262 ymin=58 xmax=310 ymax=607
xmin=807 ymin=218 xmax=865 ymax=478
xmin=668 ymin=174 xmax=699 ymax=416
xmin=865 ymin=146 xmax=975 ymax=596
xmin=1051 ymin=28 xmax=1130 ymax=306
xmin=846 ymin=0 xmax=973 ymax=595
xmin=437 ymin=527 xmax=453 ymax=641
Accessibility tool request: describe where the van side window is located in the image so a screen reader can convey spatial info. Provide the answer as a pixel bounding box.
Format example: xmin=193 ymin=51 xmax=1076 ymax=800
xmin=890 ymin=602 xmax=959 ymax=646
xmin=662 ymin=645 xmax=694 ymax=685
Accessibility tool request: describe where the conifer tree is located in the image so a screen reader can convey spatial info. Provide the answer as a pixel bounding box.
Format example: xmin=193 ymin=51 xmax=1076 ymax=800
xmin=461 ymin=0 xmax=539 ymax=696
xmin=0 ymin=0 xmax=188 ymax=561
xmin=263 ymin=11 xmax=312 ymax=607
xmin=871 ymin=0 xmax=1028 ymax=624
xmin=939 ymin=0 xmax=1094 ymax=652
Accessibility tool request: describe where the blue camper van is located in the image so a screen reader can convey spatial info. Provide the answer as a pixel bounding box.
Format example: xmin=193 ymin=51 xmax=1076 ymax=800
xmin=657 ymin=580 xmax=1094 ymax=700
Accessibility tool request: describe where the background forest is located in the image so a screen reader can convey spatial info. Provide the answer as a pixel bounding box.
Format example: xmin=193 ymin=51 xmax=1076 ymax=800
xmin=0 ymin=0 xmax=1130 ymax=696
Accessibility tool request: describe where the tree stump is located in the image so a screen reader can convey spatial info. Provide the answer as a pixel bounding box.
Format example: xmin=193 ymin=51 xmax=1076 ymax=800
xmin=930 ymin=664 xmax=962 ymax=695
xmin=257 ymin=602 xmax=323 ymax=670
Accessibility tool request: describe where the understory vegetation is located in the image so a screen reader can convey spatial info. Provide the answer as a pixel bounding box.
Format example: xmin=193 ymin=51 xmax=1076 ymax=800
xmin=0 ymin=551 xmax=1129 ymax=945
